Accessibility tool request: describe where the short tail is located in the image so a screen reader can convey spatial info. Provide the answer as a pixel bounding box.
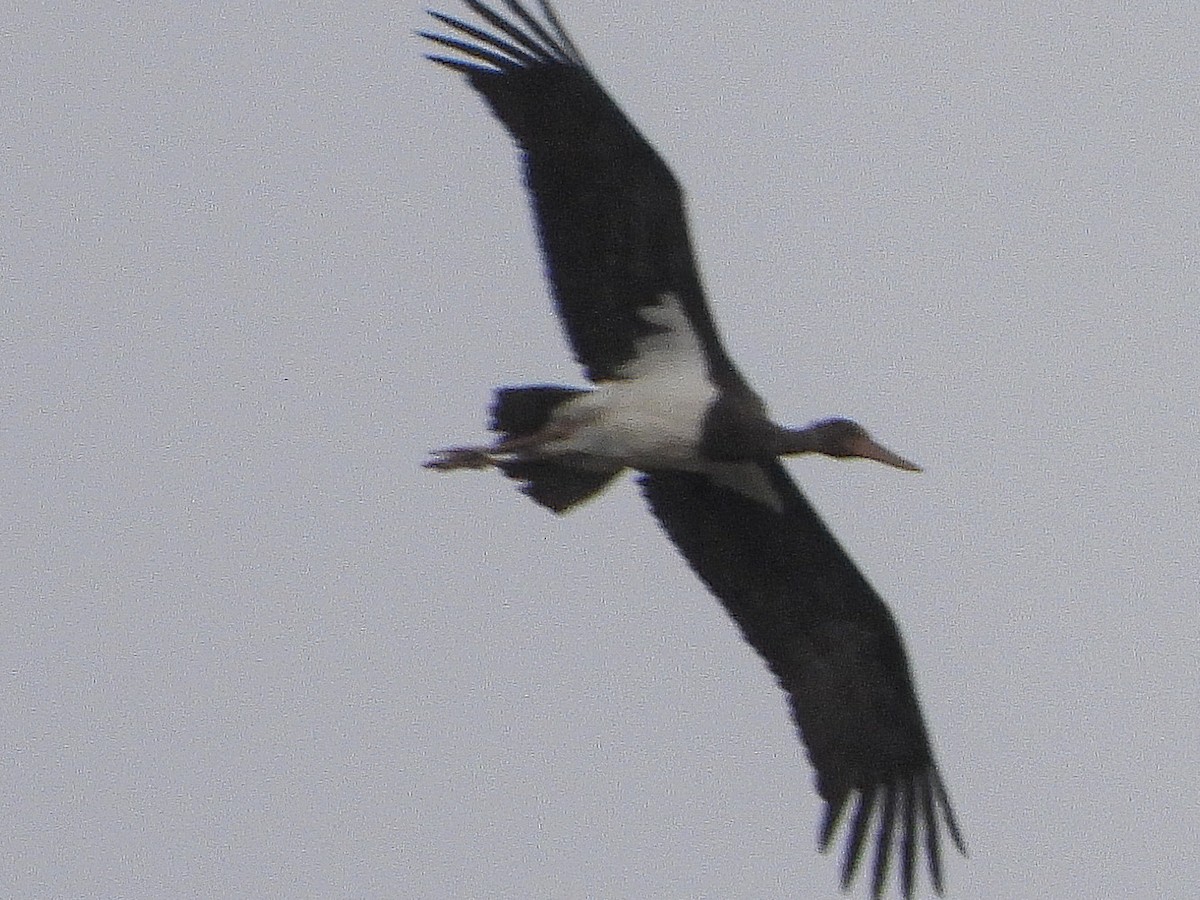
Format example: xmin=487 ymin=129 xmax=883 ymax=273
xmin=490 ymin=385 xmax=622 ymax=514
xmin=489 ymin=385 xmax=587 ymax=438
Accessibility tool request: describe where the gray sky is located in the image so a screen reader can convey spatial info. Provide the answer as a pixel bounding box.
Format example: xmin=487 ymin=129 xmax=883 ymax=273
xmin=5 ymin=2 xmax=1199 ymax=897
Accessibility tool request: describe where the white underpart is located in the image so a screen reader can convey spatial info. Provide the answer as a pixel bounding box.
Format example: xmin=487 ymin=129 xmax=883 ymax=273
xmin=550 ymin=293 xmax=717 ymax=469
xmin=535 ymin=293 xmax=787 ymax=512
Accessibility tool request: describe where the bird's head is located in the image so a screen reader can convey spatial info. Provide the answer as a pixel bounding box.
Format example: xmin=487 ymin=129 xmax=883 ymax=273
xmin=782 ymin=418 xmax=922 ymax=472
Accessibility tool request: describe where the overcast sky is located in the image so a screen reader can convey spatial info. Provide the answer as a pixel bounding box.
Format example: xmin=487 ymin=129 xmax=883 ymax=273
xmin=5 ymin=2 xmax=1199 ymax=898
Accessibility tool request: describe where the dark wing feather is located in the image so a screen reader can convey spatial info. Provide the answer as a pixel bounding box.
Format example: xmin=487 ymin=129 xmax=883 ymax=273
xmin=422 ymin=1 xmax=741 ymax=384
xmin=640 ymin=462 xmax=965 ymax=899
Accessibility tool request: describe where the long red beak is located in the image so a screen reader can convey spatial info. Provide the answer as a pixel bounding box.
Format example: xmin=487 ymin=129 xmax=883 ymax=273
xmin=847 ymin=433 xmax=923 ymax=472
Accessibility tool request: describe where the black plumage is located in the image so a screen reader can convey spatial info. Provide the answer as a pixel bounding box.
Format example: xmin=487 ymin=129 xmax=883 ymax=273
xmin=641 ymin=464 xmax=963 ymax=896
xmin=424 ymin=0 xmax=741 ymax=386
xmin=421 ymin=3 xmax=965 ymax=896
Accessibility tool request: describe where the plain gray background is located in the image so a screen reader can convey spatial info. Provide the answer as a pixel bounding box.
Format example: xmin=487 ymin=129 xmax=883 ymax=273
xmin=5 ymin=2 xmax=1198 ymax=897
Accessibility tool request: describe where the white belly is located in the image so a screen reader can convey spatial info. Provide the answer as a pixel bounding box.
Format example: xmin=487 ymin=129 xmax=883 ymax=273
xmin=550 ymin=371 xmax=717 ymax=469
xmin=543 ymin=291 xmax=721 ymax=469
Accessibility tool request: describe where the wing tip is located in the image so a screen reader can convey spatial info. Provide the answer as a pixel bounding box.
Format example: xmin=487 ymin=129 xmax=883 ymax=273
xmin=820 ymin=769 xmax=965 ymax=899
xmin=421 ymin=1 xmax=578 ymax=76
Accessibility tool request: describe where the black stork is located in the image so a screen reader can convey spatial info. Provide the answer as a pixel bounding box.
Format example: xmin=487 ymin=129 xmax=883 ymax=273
xmin=420 ymin=2 xmax=965 ymax=896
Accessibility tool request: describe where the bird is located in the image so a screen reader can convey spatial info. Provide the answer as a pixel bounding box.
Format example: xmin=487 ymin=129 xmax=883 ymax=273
xmin=419 ymin=2 xmax=966 ymax=896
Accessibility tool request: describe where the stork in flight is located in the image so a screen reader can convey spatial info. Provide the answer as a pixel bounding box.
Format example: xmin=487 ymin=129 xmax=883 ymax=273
xmin=420 ymin=2 xmax=965 ymax=896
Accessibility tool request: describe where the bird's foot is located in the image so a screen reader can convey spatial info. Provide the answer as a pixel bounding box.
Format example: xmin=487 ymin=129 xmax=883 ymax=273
xmin=423 ymin=446 xmax=497 ymax=471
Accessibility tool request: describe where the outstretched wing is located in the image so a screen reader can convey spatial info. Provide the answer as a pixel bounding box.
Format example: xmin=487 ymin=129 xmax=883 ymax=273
xmin=421 ymin=1 xmax=742 ymax=385
xmin=641 ymin=462 xmax=965 ymax=899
